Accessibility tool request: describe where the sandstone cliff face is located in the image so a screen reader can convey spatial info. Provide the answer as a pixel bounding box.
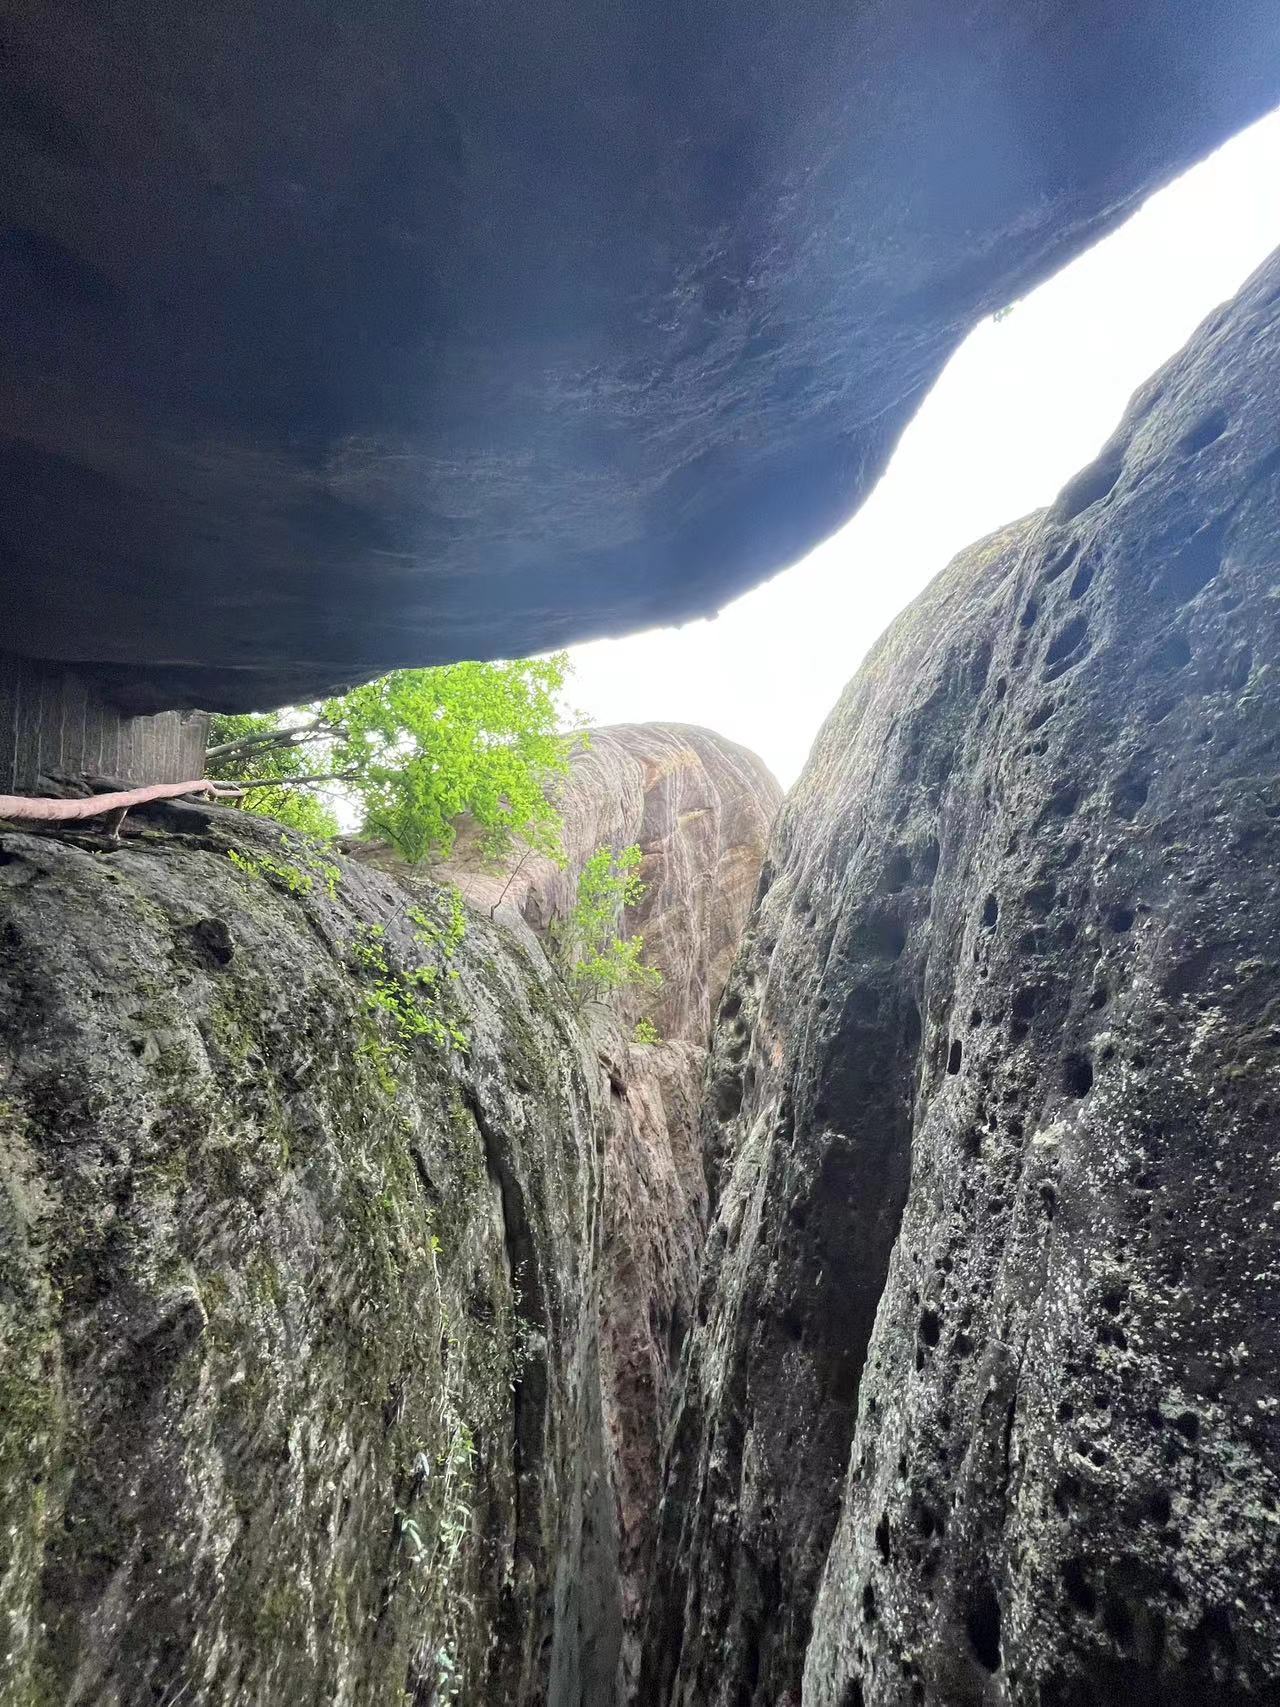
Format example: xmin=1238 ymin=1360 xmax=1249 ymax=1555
xmin=0 ymin=802 xmax=621 ymax=1707
xmin=445 ymin=723 xmax=781 ymax=1696
xmin=596 ymin=1036 xmax=710 ymax=1700
xmin=445 ymin=723 xmax=783 ymax=1046
xmin=646 ymin=250 xmax=1280 ymax=1704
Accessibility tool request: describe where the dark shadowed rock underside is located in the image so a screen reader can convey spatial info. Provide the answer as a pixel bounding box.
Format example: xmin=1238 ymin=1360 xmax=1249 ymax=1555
xmin=4 ymin=3 xmax=1280 ymax=709
xmin=643 ymin=249 xmax=1280 ymax=1704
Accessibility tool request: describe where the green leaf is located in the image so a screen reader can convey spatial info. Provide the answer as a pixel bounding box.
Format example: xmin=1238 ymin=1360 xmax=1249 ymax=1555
xmin=558 ymin=845 xmax=663 ymax=1000
xmin=208 ymin=654 xmax=574 ymax=865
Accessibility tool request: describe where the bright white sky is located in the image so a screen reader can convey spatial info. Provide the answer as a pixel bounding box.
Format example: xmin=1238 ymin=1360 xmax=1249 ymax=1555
xmin=566 ymin=108 xmax=1280 ymax=790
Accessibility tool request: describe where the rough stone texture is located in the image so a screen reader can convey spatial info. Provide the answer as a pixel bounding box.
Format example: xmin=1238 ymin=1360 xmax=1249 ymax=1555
xmin=442 ymin=723 xmax=782 ymax=1046
xmin=0 ymin=653 xmax=208 ymax=791
xmin=645 ymin=250 xmax=1280 ymax=1704
xmin=5 ymin=5 xmax=1280 ymax=708
xmin=0 ymin=715 xmax=778 ymax=1705
xmin=0 ymin=803 xmax=623 ymax=1707
xmin=440 ymin=722 xmax=780 ymax=1694
xmin=597 ymin=1036 xmax=709 ymax=1702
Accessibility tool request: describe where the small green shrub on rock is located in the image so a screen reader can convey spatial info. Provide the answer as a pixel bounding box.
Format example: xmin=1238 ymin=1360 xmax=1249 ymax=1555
xmin=351 ymin=889 xmax=469 ymax=1089
xmin=227 ymin=833 xmax=340 ymax=899
xmin=555 ymin=845 xmax=663 ymax=1003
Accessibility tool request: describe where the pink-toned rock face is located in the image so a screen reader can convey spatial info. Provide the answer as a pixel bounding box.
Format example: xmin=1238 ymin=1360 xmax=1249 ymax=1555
xmin=357 ymin=721 xmax=779 ymax=1695
xmin=595 ymin=1035 xmax=709 ymax=1698
xmin=444 ymin=723 xmax=778 ymax=1696
xmin=444 ymin=721 xmax=782 ymax=1046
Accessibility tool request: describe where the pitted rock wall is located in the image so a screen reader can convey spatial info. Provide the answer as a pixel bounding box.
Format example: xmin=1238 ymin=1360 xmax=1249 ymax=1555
xmin=645 ymin=249 xmax=1280 ymax=1705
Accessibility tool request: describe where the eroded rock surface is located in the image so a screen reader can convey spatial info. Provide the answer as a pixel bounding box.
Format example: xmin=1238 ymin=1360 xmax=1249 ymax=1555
xmin=5 ymin=6 xmax=1280 ymax=707
xmin=444 ymin=723 xmax=782 ymax=1045
xmin=0 ymin=803 xmax=622 ymax=1707
xmin=646 ymin=251 xmax=1280 ymax=1703
xmin=0 ymin=718 xmax=779 ymax=1705
xmin=444 ymin=722 xmax=780 ymax=1695
xmin=597 ymin=1035 xmax=710 ymax=1700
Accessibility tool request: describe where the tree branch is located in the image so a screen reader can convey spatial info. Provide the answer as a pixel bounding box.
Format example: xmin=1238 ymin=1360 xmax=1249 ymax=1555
xmin=231 ymin=771 xmax=360 ymax=791
xmin=205 ymin=717 xmax=339 ymax=763
xmin=489 ymin=843 xmax=534 ymax=918
xmin=0 ymin=780 xmax=241 ymax=822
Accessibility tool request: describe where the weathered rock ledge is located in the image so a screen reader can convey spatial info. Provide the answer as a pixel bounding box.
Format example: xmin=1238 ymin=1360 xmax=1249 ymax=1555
xmin=7 ymin=6 xmax=1280 ymax=708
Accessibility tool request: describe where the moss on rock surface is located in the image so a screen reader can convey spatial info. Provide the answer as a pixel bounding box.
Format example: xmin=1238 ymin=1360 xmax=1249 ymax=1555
xmin=0 ymin=807 xmax=619 ymax=1706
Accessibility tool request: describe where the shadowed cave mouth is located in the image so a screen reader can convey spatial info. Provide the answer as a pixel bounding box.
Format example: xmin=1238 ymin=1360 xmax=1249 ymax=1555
xmin=5 ymin=35 xmax=1280 ymax=1707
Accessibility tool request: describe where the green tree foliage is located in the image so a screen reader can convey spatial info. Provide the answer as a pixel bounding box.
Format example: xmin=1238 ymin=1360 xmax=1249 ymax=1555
xmin=205 ymin=712 xmax=344 ymax=839
xmin=557 ymin=845 xmax=663 ymax=1001
xmin=207 ymin=656 xmax=573 ymax=865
